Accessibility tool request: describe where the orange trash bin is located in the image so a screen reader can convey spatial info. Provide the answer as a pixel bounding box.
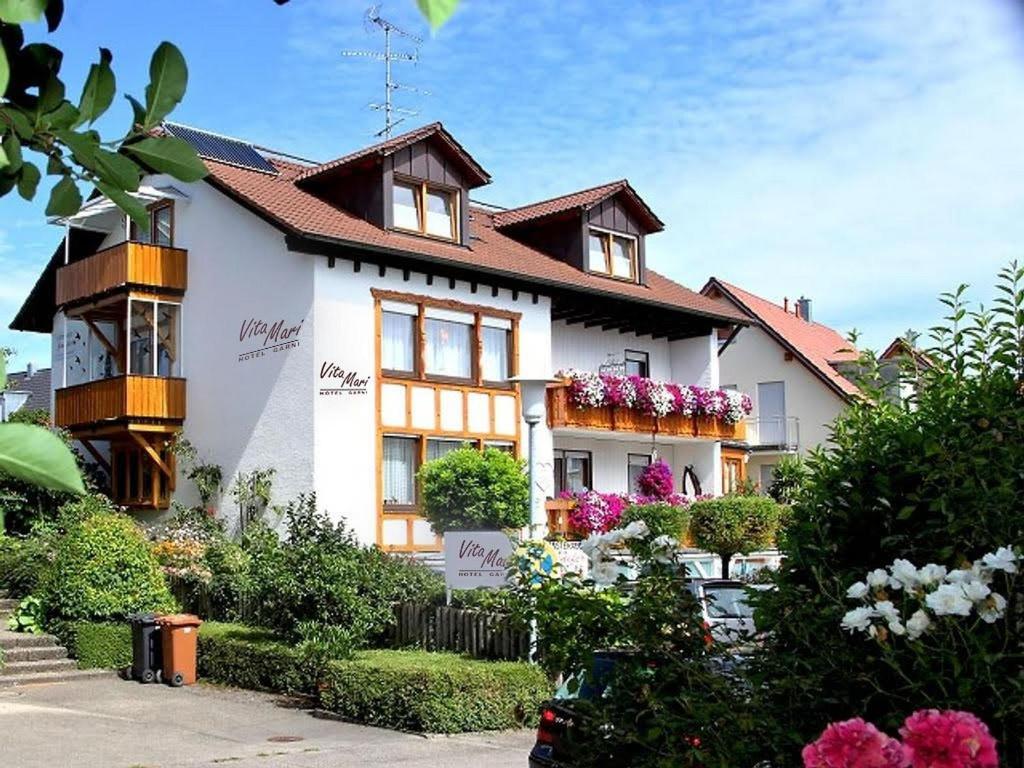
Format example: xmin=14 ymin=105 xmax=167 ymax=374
xmin=156 ymin=614 xmax=203 ymax=686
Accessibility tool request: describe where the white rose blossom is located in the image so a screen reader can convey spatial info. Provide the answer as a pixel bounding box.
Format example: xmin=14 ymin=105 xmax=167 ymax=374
xmin=888 ymin=559 xmax=920 ymax=591
xmin=925 ymin=583 xmax=973 ymax=617
xmin=846 ymin=581 xmax=869 ymax=600
xmin=959 ymin=580 xmax=991 ymax=604
xmin=978 ymin=593 xmax=1007 ymax=624
xmin=866 ymin=568 xmax=889 ymax=589
xmin=841 ymin=607 xmax=875 ymax=633
xmin=982 ymin=546 xmax=1018 ymax=574
xmin=918 ymin=563 xmax=947 ymax=586
xmin=906 ymin=609 xmax=931 ymax=640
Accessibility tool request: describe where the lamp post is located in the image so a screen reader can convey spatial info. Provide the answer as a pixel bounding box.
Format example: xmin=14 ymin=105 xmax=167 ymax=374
xmin=510 ymin=376 xmax=557 ymax=541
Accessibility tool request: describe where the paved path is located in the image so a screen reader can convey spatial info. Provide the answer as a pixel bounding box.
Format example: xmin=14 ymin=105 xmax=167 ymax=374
xmin=0 ymin=675 xmax=534 ymax=767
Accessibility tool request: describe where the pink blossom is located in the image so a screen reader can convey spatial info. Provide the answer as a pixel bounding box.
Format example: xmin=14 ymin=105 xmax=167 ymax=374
xmin=635 ymin=459 xmax=674 ymax=499
xmin=567 ymin=491 xmax=627 ymax=534
xmin=802 ymin=718 xmax=907 ymax=768
xmin=900 ymin=710 xmax=998 ymax=768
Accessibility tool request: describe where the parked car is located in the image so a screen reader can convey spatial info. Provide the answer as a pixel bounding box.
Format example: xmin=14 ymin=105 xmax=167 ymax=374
xmin=687 ymin=578 xmax=771 ymax=643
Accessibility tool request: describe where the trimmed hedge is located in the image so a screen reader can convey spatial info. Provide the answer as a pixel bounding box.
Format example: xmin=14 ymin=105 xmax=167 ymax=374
xmin=54 ymin=621 xmax=132 ymax=669
xmin=197 ymin=622 xmax=310 ymax=694
xmin=319 ymin=650 xmax=548 ymax=733
xmin=198 ymin=623 xmax=549 ymax=732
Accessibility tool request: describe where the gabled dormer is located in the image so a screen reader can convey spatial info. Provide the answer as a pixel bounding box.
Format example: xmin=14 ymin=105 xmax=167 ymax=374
xmin=493 ymin=179 xmax=664 ymax=285
xmin=295 ymin=123 xmax=491 ymax=247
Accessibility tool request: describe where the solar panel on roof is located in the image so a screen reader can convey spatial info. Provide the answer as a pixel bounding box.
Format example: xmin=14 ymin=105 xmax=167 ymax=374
xmin=163 ymin=123 xmax=278 ymax=175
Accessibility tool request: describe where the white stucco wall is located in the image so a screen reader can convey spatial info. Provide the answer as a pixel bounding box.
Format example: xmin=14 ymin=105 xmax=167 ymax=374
xmin=168 ymin=178 xmax=316 ymax=529
xmin=551 ymin=321 xmax=672 ymax=379
xmin=669 ymin=333 xmax=719 ymax=390
xmin=719 ymin=323 xmax=847 ymax=459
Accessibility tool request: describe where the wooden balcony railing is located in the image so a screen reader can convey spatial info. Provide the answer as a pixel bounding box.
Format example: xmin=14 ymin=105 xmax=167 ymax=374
xmin=546 ymin=498 xmax=582 ymax=540
xmin=54 ymin=376 xmax=186 ymax=429
xmin=56 ymin=241 xmax=188 ymax=306
xmin=547 ymin=383 xmax=747 ymax=441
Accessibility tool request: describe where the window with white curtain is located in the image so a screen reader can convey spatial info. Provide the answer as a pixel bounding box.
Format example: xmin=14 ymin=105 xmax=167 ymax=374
xmin=392 ymin=182 xmax=421 ymax=231
xmin=588 ymin=228 xmax=637 ymax=281
xmin=382 ymin=310 xmax=415 ymax=373
xmin=392 ymin=180 xmax=458 ymax=241
xmin=382 ymin=436 xmax=417 ymax=506
xmin=425 ymin=188 xmax=455 ymax=238
xmin=481 ymin=325 xmax=510 ymax=382
xmin=426 ymin=438 xmax=464 ymax=462
xmin=425 ymin=317 xmax=472 ymax=379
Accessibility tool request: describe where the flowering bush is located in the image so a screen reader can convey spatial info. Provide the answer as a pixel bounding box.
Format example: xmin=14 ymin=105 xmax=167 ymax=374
xmin=801 ymin=718 xmax=906 ymax=768
xmin=840 ymin=548 xmax=1016 ymax=641
xmin=803 ymin=710 xmax=998 ymax=768
xmin=560 ymin=370 xmax=752 ymax=423
xmin=566 ymin=490 xmax=627 ymax=534
xmin=635 ymin=458 xmax=674 ymax=498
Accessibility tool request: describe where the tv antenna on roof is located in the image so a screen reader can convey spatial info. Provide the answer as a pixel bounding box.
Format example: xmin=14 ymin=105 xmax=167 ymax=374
xmin=342 ymin=5 xmax=430 ymax=138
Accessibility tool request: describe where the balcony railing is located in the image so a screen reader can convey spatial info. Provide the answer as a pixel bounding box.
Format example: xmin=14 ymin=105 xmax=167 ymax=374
xmin=745 ymin=416 xmax=800 ymax=451
xmin=546 ymin=383 xmax=747 ymax=441
xmin=56 ymin=241 xmax=188 ymax=307
xmin=54 ymin=375 xmax=186 ymax=429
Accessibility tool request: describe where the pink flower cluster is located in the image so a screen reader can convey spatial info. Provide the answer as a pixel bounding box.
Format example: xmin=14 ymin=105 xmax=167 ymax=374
xmin=562 ymin=370 xmax=752 ymax=423
xmin=803 ymin=710 xmax=998 ymax=768
xmin=561 ymin=489 xmax=694 ymax=535
xmin=635 ymin=459 xmax=674 ymax=499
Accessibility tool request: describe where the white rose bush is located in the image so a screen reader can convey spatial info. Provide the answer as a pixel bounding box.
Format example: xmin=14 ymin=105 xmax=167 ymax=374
xmin=841 ymin=547 xmax=1018 ymax=643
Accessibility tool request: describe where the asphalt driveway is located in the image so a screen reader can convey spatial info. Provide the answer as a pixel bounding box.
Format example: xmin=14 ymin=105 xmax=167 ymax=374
xmin=0 ymin=674 xmax=534 ymax=767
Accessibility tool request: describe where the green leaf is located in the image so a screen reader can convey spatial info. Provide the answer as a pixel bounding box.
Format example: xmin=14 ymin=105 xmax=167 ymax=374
xmin=38 ymin=73 xmax=66 ymax=115
xmin=43 ymin=0 xmax=62 ymax=31
xmin=77 ymin=48 xmax=114 ymax=125
xmin=92 ymin=147 xmax=140 ymax=192
xmin=125 ymin=94 xmax=146 ymax=129
xmin=0 ymin=42 xmax=9 ymax=98
xmin=45 ymin=175 xmax=81 ymax=217
xmin=123 ymin=135 xmax=207 ymax=182
xmin=0 ymin=423 xmax=85 ymax=494
xmin=0 ymin=143 xmax=9 ymax=169
xmin=0 ymin=131 xmax=19 ymax=171
xmin=95 ymin=180 xmax=148 ymax=230
xmin=416 ymin=0 xmax=460 ymax=28
xmin=54 ymin=128 xmax=98 ymax=166
xmin=0 ymin=0 xmax=47 ymax=24
xmin=17 ymin=161 xmax=40 ymax=200
xmin=2 ymin=107 xmax=34 ymax=140
xmin=143 ymin=42 xmax=187 ymax=129
xmin=40 ymin=100 xmax=79 ymax=130
xmin=45 ymin=153 xmax=64 ymax=175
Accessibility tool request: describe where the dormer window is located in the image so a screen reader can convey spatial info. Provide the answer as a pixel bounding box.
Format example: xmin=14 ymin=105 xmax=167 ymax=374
xmin=588 ymin=228 xmax=637 ymax=281
xmin=392 ymin=179 xmax=459 ymax=241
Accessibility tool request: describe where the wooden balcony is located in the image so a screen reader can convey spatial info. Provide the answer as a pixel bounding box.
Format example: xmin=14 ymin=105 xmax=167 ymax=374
xmin=547 ymin=382 xmax=747 ymax=441
xmin=54 ymin=376 xmax=186 ymax=430
xmin=56 ymin=241 xmax=187 ymax=307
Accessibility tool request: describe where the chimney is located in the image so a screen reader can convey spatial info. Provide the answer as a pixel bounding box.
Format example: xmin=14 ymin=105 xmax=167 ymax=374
xmin=783 ymin=297 xmax=789 ymax=313
xmin=797 ymin=296 xmax=812 ymax=322
xmin=26 ymin=362 xmax=34 ymax=377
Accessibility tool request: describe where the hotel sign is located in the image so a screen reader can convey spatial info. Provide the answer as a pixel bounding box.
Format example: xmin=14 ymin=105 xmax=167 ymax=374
xmin=319 ymin=361 xmax=370 ymax=396
xmin=238 ymin=317 xmax=304 ymax=363
xmin=444 ymin=531 xmax=514 ymax=590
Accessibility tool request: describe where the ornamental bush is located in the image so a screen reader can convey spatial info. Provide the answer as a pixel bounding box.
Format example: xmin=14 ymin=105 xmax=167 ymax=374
xmin=619 ymin=501 xmax=691 ymax=542
xmin=197 ymin=622 xmax=310 ymax=694
xmin=39 ymin=510 xmax=175 ymax=622
xmin=750 ymin=264 xmax=1024 ymax=765
xmin=689 ymin=495 xmax=784 ymax=577
xmin=53 ymin=621 xmax=132 ymax=669
xmin=418 ymin=446 xmax=529 ymax=533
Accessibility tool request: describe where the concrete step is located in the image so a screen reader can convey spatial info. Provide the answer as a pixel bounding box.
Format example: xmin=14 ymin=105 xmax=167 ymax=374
xmin=2 ymin=645 xmax=68 ymax=663
xmin=0 ymin=658 xmax=79 ymax=677
xmin=0 ymin=631 xmax=62 ymax=650
xmin=0 ymin=668 xmax=110 ymax=688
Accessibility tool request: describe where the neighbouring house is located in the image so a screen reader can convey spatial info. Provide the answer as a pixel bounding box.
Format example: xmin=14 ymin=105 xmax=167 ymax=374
xmin=9 ymin=121 xmax=749 ymax=551
xmin=0 ymin=364 xmax=51 ymax=421
xmin=700 ymin=279 xmax=861 ymax=493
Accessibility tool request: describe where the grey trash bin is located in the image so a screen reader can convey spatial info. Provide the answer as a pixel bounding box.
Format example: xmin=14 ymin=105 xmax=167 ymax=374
xmin=128 ymin=612 xmax=163 ymax=683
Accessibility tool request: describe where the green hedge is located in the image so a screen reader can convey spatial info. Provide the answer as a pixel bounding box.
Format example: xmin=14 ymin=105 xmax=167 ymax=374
xmin=197 ymin=622 xmax=311 ymax=694
xmin=319 ymin=650 xmax=548 ymax=733
xmin=54 ymin=621 xmax=132 ymax=669
xmin=197 ymin=623 xmax=549 ymax=732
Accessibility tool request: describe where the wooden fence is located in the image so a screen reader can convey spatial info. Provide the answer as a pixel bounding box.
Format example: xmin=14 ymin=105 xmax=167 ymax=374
xmin=393 ymin=602 xmax=530 ymax=661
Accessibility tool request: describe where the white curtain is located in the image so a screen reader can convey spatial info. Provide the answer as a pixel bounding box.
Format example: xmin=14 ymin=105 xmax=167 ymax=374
xmin=481 ymin=326 xmax=509 ymax=381
xmin=425 ymin=188 xmax=454 ymax=237
xmin=426 ymin=439 xmax=463 ymax=462
xmin=382 ymin=312 xmax=414 ymax=372
xmin=425 ymin=318 xmax=471 ymax=378
xmin=393 ymin=183 xmax=420 ymax=231
xmin=382 ymin=436 xmax=416 ymax=505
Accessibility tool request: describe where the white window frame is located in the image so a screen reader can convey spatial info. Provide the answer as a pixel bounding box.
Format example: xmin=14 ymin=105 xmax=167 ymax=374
xmin=126 ymin=297 xmax=184 ymax=378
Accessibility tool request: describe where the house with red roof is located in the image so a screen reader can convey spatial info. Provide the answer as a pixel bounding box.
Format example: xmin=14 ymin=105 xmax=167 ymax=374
xmin=11 ymin=122 xmax=749 ymax=551
xmin=701 ymin=278 xmax=861 ymax=492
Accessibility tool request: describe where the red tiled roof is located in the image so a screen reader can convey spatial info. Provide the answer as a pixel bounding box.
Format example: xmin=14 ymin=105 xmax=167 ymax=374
xmin=205 ymin=157 xmax=743 ymax=324
xmin=704 ymin=278 xmax=861 ymax=398
xmin=492 ymin=179 xmax=664 ymax=231
xmin=294 ymin=122 xmax=491 ymax=188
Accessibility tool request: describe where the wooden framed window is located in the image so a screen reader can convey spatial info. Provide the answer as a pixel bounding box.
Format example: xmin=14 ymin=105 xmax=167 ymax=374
xmin=130 ymin=201 xmax=174 ymax=246
xmin=553 ymin=449 xmax=592 ymax=495
xmin=127 ymin=298 xmax=182 ymax=377
xmin=380 ymin=303 xmax=418 ymax=376
xmin=587 ymin=227 xmax=637 ymax=281
xmin=627 ymin=453 xmax=651 ymax=492
xmin=382 ymin=435 xmax=419 ymax=508
xmin=392 ymin=179 xmax=459 ymax=241
xmin=624 ymin=349 xmax=649 ymax=378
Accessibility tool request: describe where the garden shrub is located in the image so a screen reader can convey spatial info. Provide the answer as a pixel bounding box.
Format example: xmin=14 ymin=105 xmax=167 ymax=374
xmin=619 ymin=501 xmax=691 ymax=541
xmin=689 ymin=494 xmax=785 ymax=576
xmin=197 ymin=622 xmax=310 ymax=694
xmin=0 ymin=534 xmax=53 ymax=595
xmin=751 ymin=264 xmax=1024 ymax=765
xmin=54 ymin=621 xmax=132 ymax=669
xmin=39 ymin=510 xmax=175 ymax=622
xmin=318 ymin=650 xmax=548 ymax=733
xmin=418 ymin=446 xmax=529 ymax=533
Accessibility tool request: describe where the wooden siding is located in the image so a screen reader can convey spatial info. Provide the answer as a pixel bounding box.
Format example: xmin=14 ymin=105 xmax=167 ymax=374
xmin=588 ymin=196 xmax=642 ymax=236
xmin=54 ymin=376 xmax=186 ymax=428
xmin=55 ymin=242 xmax=187 ymax=306
xmin=547 ymin=382 xmax=747 ymax=441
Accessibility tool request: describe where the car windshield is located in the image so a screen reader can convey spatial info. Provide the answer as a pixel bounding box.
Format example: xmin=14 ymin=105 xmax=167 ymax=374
xmin=704 ymin=586 xmax=754 ymax=618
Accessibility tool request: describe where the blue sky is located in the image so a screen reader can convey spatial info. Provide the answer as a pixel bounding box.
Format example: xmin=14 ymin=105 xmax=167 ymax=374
xmin=4 ymin=0 xmax=1024 ymax=370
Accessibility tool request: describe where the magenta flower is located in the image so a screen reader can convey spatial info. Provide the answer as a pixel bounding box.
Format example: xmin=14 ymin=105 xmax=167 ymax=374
xmin=802 ymin=718 xmax=907 ymax=768
xmin=567 ymin=491 xmax=627 ymax=534
xmin=900 ymin=710 xmax=998 ymax=768
xmin=636 ymin=459 xmax=674 ymax=499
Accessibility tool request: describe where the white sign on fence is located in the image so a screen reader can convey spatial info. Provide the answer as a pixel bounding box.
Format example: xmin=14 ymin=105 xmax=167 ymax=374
xmin=443 ymin=531 xmax=514 ymax=590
